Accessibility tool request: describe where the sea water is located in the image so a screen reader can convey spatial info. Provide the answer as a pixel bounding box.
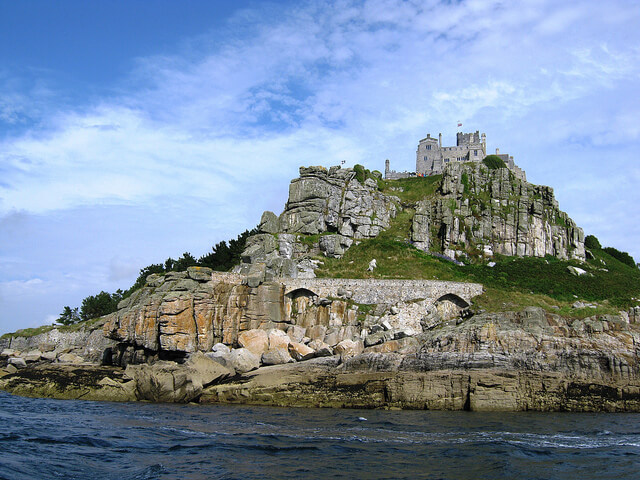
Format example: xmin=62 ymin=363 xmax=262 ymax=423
xmin=1 ymin=390 xmax=640 ymax=479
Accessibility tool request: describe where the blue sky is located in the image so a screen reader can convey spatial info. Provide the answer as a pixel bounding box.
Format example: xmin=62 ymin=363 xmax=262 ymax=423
xmin=1 ymin=0 xmax=639 ymax=334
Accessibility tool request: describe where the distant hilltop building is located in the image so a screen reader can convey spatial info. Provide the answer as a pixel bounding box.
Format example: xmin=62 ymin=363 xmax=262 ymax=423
xmin=385 ymin=130 xmax=526 ymax=181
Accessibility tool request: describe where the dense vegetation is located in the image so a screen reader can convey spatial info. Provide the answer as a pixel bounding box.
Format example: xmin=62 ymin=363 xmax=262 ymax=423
xmin=55 ymin=229 xmax=256 ymax=325
xmin=482 ymin=155 xmax=507 ymax=169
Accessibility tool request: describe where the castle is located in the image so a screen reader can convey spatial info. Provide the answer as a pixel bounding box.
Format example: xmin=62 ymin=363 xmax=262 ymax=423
xmin=385 ymin=131 xmax=526 ymax=181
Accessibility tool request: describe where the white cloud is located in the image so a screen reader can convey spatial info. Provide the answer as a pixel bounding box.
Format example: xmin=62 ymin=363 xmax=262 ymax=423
xmin=2 ymin=0 xmax=640 ymax=332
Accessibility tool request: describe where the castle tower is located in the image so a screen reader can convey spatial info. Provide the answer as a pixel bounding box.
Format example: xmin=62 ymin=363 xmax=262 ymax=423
xmin=385 ymin=159 xmax=390 ymax=176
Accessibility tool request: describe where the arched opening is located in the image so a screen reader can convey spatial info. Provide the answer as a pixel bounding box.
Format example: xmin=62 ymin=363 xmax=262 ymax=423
xmin=434 ymin=293 xmax=469 ymax=320
xmin=284 ymin=288 xmax=318 ymax=324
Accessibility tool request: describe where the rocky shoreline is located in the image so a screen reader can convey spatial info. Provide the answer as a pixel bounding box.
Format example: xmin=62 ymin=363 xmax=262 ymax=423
xmin=2 ymin=164 xmax=637 ymax=411
xmin=3 ymin=306 xmax=640 ymax=411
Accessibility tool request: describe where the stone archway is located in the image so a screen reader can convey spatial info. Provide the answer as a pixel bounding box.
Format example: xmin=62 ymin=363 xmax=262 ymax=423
xmin=434 ymin=293 xmax=469 ymax=320
xmin=284 ymin=288 xmax=318 ymax=324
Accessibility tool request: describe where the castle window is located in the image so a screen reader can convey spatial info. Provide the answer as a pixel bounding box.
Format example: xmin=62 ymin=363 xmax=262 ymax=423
xmin=425 ymin=145 xmax=431 ymax=150
xmin=474 ymin=150 xmax=478 ymax=156
xmin=424 ymin=156 xmax=427 ymax=161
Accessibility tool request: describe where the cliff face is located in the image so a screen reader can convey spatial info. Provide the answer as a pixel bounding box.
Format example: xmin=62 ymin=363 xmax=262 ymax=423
xmin=201 ymin=307 xmax=640 ymax=411
xmin=412 ymin=163 xmax=585 ymax=261
xmin=238 ymin=162 xmax=585 ymax=280
xmin=236 ymin=165 xmax=399 ymax=278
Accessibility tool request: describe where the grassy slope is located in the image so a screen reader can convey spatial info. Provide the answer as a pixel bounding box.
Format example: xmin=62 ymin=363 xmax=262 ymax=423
xmin=1 ymin=316 xmax=106 ymax=340
xmin=316 ymin=176 xmax=640 ymax=317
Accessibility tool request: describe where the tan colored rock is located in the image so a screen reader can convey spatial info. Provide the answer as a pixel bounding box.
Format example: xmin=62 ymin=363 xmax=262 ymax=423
xmin=238 ymin=329 xmax=269 ymax=355
xmin=308 ymin=339 xmax=333 ymax=357
xmin=334 ymin=339 xmax=364 ymax=359
xmin=268 ymin=329 xmax=291 ymax=350
xmin=185 ymin=352 xmax=233 ymax=386
xmin=288 ymin=341 xmax=315 ymax=361
xmin=57 ymin=353 xmax=85 ymax=364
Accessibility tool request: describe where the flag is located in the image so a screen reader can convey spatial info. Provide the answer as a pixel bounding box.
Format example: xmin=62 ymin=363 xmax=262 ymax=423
xmin=457 ymin=122 xmax=462 ymax=127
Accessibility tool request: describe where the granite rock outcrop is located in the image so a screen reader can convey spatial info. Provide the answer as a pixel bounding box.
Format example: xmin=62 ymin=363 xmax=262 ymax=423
xmin=411 ymin=163 xmax=585 ymax=261
xmin=235 ymin=165 xmax=399 ymax=278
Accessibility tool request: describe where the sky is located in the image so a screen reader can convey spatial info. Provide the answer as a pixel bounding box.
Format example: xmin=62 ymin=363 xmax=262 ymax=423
xmin=1 ymin=0 xmax=639 ymax=334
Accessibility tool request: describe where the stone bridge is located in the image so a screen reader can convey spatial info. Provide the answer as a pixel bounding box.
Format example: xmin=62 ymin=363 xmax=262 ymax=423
xmin=277 ymin=277 xmax=483 ymax=307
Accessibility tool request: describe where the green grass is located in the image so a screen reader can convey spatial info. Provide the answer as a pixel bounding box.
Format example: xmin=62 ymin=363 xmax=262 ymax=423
xmin=381 ymin=175 xmax=442 ymax=205
xmin=1 ymin=315 xmax=107 ymax=340
xmin=316 ymin=224 xmax=640 ymax=316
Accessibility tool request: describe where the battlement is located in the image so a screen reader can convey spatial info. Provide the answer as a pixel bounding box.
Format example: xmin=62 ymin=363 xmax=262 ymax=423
xmin=384 ymin=130 xmax=526 ymax=181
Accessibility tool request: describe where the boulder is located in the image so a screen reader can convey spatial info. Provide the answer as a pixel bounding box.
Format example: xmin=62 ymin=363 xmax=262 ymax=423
xmin=210 ymin=343 xmax=231 ymax=356
xmin=259 ymin=211 xmax=280 ymax=234
xmin=41 ymin=351 xmax=57 ymax=362
xmin=4 ymin=364 xmax=18 ymax=374
xmin=8 ymin=357 xmax=26 ymax=368
xmin=187 ymin=266 xmax=213 ymax=282
xmin=238 ymin=329 xmax=269 ymax=356
xmin=57 ymin=353 xmax=85 ymax=364
xmin=125 ymin=354 xmax=232 ymax=403
xmin=308 ymin=339 xmax=333 ymax=357
xmin=568 ymin=266 xmax=589 ymax=276
xmin=288 ymin=342 xmax=315 ymax=361
xmin=286 ymin=325 xmax=306 ymax=343
xmin=262 ymin=348 xmax=294 ymax=365
xmin=229 ymin=348 xmax=261 ymax=373
xmin=334 ymin=339 xmax=364 ymax=359
xmin=23 ymin=350 xmax=43 ymax=363
xmin=268 ymin=329 xmax=291 ymax=350
xmin=185 ymin=352 xmax=233 ymax=386
xmin=319 ymin=235 xmax=353 ymax=258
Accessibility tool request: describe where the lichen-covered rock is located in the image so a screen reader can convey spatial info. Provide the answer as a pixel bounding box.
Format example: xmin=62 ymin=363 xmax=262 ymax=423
xmin=238 ymin=329 xmax=269 ymax=355
xmin=238 ymin=165 xmax=399 ymax=278
xmin=412 ymin=163 xmax=585 ymax=261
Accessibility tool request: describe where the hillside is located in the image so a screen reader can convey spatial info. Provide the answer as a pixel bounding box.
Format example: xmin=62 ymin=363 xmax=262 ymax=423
xmin=3 ymin=162 xmax=640 ymax=411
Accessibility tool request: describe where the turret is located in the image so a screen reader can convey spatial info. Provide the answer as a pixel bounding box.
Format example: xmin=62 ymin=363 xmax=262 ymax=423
xmin=438 ymin=133 xmax=442 ymax=148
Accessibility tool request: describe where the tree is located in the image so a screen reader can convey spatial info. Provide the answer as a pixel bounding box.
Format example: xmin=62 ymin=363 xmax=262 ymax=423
xmin=174 ymin=251 xmax=198 ymax=271
xmin=80 ymin=291 xmax=118 ymax=321
xmin=57 ymin=306 xmax=81 ymax=325
xmin=603 ymin=247 xmax=636 ymax=268
xmin=584 ymin=235 xmax=602 ymax=250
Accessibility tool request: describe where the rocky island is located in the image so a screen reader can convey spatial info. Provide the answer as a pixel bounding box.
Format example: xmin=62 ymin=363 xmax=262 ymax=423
xmin=2 ymin=132 xmax=640 ymax=411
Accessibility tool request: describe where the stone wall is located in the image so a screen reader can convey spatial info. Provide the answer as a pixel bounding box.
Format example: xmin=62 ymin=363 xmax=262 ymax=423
xmin=280 ymin=278 xmax=483 ymax=306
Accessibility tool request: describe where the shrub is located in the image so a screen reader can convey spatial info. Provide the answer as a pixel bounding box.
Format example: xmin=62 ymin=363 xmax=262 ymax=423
xmin=584 ymin=235 xmax=602 ymax=250
xmin=482 ymin=155 xmax=507 ymax=169
xmin=603 ymin=247 xmax=636 ymax=268
xmin=353 ymin=164 xmax=366 ymax=184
